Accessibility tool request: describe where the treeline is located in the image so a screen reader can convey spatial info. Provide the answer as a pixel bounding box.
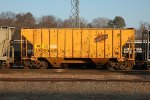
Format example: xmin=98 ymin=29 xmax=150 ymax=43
xmin=0 ymin=11 xmax=150 ymax=39
xmin=0 ymin=11 xmax=127 ymax=29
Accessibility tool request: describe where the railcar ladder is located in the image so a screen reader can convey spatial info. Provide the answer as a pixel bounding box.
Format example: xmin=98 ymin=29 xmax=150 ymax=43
xmin=128 ymin=36 xmax=135 ymax=60
xmin=21 ymin=35 xmax=28 ymax=62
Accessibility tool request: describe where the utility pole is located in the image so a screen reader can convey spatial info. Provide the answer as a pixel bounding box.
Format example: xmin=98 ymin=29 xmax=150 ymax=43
xmin=71 ymin=0 xmax=80 ymax=28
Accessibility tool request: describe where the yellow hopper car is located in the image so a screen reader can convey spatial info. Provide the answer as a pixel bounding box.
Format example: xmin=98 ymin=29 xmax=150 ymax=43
xmin=21 ymin=28 xmax=135 ymax=70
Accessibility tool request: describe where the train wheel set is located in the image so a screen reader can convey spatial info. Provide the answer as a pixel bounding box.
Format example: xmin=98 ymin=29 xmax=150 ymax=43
xmin=107 ymin=61 xmax=133 ymax=70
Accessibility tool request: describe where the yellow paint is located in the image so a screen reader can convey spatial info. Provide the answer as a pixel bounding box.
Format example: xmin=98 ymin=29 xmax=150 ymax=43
xmin=41 ymin=29 xmax=49 ymax=57
xmin=105 ymin=30 xmax=112 ymax=58
xmin=50 ymin=29 xmax=57 ymax=57
xmin=89 ymin=30 xmax=97 ymax=58
xmin=113 ymin=30 xmax=121 ymax=58
xmin=65 ymin=29 xmax=72 ymax=58
xmin=73 ymin=29 xmax=81 ymax=58
xmin=21 ymin=28 xmax=135 ymax=60
xmin=81 ymin=30 xmax=89 ymax=58
xmin=34 ymin=29 xmax=41 ymax=57
xmin=97 ymin=30 xmax=104 ymax=58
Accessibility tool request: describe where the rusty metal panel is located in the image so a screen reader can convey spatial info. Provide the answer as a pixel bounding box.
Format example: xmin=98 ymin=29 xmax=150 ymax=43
xmin=89 ymin=30 xmax=97 ymax=58
xmin=0 ymin=27 xmax=14 ymax=61
xmin=41 ymin=29 xmax=49 ymax=57
xmin=105 ymin=30 xmax=113 ymax=58
xmin=73 ymin=29 xmax=81 ymax=58
xmin=34 ymin=29 xmax=42 ymax=57
xmin=50 ymin=29 xmax=58 ymax=57
xmin=0 ymin=29 xmax=7 ymax=43
xmin=81 ymin=30 xmax=89 ymax=58
xmin=113 ymin=30 xmax=121 ymax=58
xmin=65 ymin=29 xmax=72 ymax=58
xmin=58 ymin=30 xmax=65 ymax=58
xmin=96 ymin=30 xmax=105 ymax=58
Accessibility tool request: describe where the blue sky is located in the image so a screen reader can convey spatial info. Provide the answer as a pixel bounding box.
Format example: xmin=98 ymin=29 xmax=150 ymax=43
xmin=0 ymin=0 xmax=150 ymax=28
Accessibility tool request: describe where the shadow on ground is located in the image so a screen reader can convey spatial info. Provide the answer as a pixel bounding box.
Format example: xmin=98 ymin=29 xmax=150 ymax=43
xmin=0 ymin=92 xmax=149 ymax=100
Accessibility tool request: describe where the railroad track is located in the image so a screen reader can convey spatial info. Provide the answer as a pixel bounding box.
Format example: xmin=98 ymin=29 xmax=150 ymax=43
xmin=0 ymin=69 xmax=150 ymax=75
xmin=0 ymin=69 xmax=150 ymax=82
xmin=0 ymin=78 xmax=150 ymax=82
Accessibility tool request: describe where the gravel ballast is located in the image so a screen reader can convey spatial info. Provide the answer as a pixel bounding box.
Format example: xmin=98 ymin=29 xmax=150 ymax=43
xmin=0 ymin=81 xmax=150 ymax=100
xmin=0 ymin=69 xmax=150 ymax=81
xmin=0 ymin=70 xmax=150 ymax=100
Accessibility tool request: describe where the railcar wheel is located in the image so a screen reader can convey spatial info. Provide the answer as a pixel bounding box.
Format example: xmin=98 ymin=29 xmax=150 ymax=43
xmin=124 ymin=63 xmax=133 ymax=70
xmin=117 ymin=62 xmax=127 ymax=70
xmin=23 ymin=61 xmax=32 ymax=69
xmin=37 ymin=60 xmax=49 ymax=69
xmin=0 ymin=61 xmax=3 ymax=69
xmin=107 ymin=61 xmax=133 ymax=70
xmin=0 ymin=61 xmax=10 ymax=69
xmin=107 ymin=62 xmax=116 ymax=70
xmin=116 ymin=62 xmax=133 ymax=70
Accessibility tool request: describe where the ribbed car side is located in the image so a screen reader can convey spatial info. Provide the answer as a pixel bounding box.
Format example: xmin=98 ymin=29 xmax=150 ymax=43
xmin=0 ymin=27 xmax=15 ymax=69
xmin=21 ymin=28 xmax=135 ymax=70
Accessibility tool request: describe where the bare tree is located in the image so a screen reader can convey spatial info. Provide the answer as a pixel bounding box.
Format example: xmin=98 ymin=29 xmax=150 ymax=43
xmin=62 ymin=17 xmax=88 ymax=28
xmin=14 ymin=12 xmax=36 ymax=39
xmin=0 ymin=11 xmax=16 ymax=27
xmin=139 ymin=21 xmax=150 ymax=31
xmin=15 ymin=12 xmax=36 ymax=28
xmin=134 ymin=22 xmax=150 ymax=40
xmin=80 ymin=17 xmax=88 ymax=28
xmin=91 ymin=17 xmax=110 ymax=28
xmin=62 ymin=18 xmax=72 ymax=28
xmin=37 ymin=15 xmax=58 ymax=28
xmin=56 ymin=18 xmax=63 ymax=28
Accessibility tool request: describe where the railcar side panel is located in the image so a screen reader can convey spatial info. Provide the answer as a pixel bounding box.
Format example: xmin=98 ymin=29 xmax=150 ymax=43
xmin=113 ymin=30 xmax=121 ymax=58
xmin=65 ymin=29 xmax=72 ymax=58
xmin=58 ymin=30 xmax=65 ymax=58
xmin=81 ymin=30 xmax=89 ymax=58
xmin=0 ymin=27 xmax=15 ymax=67
xmin=34 ymin=29 xmax=42 ymax=57
xmin=105 ymin=30 xmax=113 ymax=58
xmin=89 ymin=30 xmax=97 ymax=58
xmin=50 ymin=29 xmax=57 ymax=58
xmin=41 ymin=29 xmax=49 ymax=57
xmin=73 ymin=29 xmax=81 ymax=58
xmin=96 ymin=30 xmax=105 ymax=58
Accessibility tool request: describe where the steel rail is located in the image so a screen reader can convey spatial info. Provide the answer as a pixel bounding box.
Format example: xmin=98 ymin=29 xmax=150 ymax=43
xmin=0 ymin=78 xmax=150 ymax=82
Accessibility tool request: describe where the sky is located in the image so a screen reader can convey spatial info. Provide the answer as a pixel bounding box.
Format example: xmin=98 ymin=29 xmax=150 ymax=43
xmin=0 ymin=0 xmax=150 ymax=28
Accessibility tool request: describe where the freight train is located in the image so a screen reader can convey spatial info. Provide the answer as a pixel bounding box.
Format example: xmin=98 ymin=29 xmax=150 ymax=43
xmin=0 ymin=27 xmax=149 ymax=70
